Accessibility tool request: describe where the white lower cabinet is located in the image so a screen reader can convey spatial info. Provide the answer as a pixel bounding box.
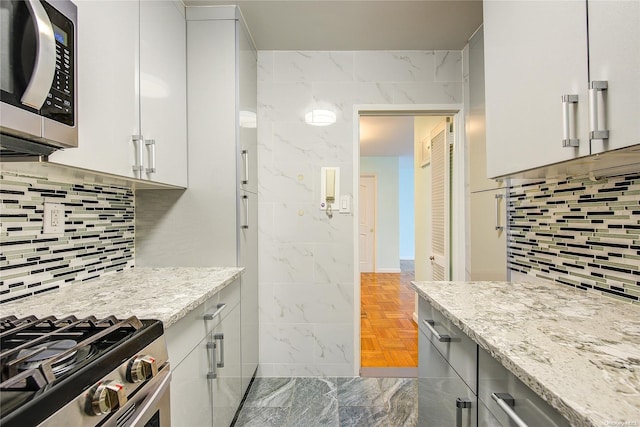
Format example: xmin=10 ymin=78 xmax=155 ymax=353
xmin=478 ymin=348 xmax=570 ymax=427
xmin=418 ymin=296 xmax=570 ymax=427
xmin=167 ymin=278 xmax=242 ymax=427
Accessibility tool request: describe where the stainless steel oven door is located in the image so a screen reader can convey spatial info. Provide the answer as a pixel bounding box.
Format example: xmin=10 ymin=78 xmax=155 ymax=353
xmin=105 ymin=369 xmax=172 ymax=427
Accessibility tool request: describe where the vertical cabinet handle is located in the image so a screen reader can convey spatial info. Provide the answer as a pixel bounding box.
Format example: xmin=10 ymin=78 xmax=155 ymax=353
xmin=214 ymin=333 xmax=224 ymax=368
xmin=561 ymin=95 xmax=579 ymax=147
xmin=589 ymin=81 xmax=609 ymax=140
xmin=495 ymin=193 xmax=504 ymax=231
xmin=206 ymin=339 xmax=217 ymax=379
xmin=491 ymin=393 xmax=529 ymax=427
xmin=456 ymin=398 xmax=472 ymax=427
xmin=241 ymin=195 xmax=249 ymax=229
xmin=131 ymin=135 xmax=144 ymax=179
xmin=241 ymin=149 xmax=249 ymax=185
xmin=423 ymin=319 xmax=451 ymax=342
xmin=21 ymin=0 xmax=56 ymax=109
xmin=145 ymin=139 xmax=156 ymax=174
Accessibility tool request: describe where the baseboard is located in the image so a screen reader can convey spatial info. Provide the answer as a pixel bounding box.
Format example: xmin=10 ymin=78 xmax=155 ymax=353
xmin=375 ymin=268 xmax=402 ymax=273
xmin=360 ymin=367 xmax=418 ymax=378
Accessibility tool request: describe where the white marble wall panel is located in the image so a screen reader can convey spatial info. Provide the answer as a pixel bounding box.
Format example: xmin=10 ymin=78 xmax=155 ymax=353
xmin=435 ymin=51 xmax=463 ymax=82
xmin=258 ymin=49 xmax=463 ymax=376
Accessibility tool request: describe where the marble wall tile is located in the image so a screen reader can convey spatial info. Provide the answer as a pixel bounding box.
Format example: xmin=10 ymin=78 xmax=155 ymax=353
xmin=273 ymin=51 xmax=354 ymax=83
xmin=258 ymin=49 xmax=464 ymax=376
xmin=354 ymin=51 xmax=435 ymax=82
xmin=435 ymin=51 xmax=463 ymax=82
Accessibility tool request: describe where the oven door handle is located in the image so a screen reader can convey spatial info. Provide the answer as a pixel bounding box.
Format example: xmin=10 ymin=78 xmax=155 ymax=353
xmin=121 ymin=369 xmax=171 ymax=427
xmin=22 ymin=0 xmax=57 ymax=109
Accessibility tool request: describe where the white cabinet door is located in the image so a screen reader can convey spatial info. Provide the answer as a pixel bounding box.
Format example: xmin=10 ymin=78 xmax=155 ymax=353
xmin=588 ymin=0 xmax=640 ymax=154
xmin=238 ymin=21 xmax=258 ymax=194
xmin=483 ymin=0 xmax=590 ymax=178
xmin=140 ymin=1 xmax=188 ymax=187
xmin=170 ymin=334 xmax=214 ymax=427
xmin=50 ymin=0 xmax=139 ymax=177
xmin=212 ymin=302 xmax=242 ymax=427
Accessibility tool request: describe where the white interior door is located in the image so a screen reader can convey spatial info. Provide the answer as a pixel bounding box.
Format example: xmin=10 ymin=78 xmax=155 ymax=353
xmin=359 ymin=175 xmax=376 ymax=273
xmin=430 ymin=119 xmax=451 ymax=280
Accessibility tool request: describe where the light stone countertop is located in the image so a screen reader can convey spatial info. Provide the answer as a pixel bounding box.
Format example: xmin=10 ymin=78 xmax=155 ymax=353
xmin=0 ymin=267 xmax=243 ymax=328
xmin=411 ymin=280 xmax=640 ymax=427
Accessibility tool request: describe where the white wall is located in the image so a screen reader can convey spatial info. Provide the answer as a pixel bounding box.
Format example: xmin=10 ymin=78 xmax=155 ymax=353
xmin=398 ymin=155 xmax=415 ymax=260
xmin=257 ymin=50 xmax=463 ymax=376
xmin=360 ymin=156 xmax=400 ymax=272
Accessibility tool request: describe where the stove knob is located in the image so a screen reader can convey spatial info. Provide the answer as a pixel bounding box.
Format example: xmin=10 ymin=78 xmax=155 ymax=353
xmin=127 ymin=354 xmax=158 ymax=383
xmin=89 ymin=380 xmax=127 ymax=416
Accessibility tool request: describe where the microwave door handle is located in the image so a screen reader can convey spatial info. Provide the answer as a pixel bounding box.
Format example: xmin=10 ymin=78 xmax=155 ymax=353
xmin=21 ymin=0 xmax=56 ymax=109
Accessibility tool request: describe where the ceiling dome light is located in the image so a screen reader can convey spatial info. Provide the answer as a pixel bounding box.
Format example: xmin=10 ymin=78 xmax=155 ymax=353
xmin=305 ymin=109 xmax=336 ymax=126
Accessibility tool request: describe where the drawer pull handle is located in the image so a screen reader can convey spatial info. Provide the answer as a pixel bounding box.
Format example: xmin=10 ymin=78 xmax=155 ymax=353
xmin=456 ymin=398 xmax=472 ymax=427
xmin=203 ymin=303 xmax=227 ymax=321
xmin=423 ymin=319 xmax=451 ymax=342
xmin=491 ymin=392 xmax=529 ymax=427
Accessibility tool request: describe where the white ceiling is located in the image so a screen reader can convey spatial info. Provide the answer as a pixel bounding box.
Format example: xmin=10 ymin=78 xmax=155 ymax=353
xmin=185 ymin=0 xmax=481 ymax=157
xmin=185 ymin=0 xmax=483 ymax=51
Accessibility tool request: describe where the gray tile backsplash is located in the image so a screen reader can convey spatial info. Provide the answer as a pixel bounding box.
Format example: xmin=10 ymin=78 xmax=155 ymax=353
xmin=509 ymin=173 xmax=640 ymax=303
xmin=0 ymin=170 xmax=134 ymax=303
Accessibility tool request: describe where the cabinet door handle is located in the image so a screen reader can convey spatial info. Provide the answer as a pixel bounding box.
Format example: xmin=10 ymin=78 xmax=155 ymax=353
xmin=206 ymin=340 xmax=217 ymax=379
xmin=495 ymin=193 xmax=504 ymax=231
xmin=214 ymin=333 xmax=224 ymax=368
xmin=561 ymin=94 xmax=580 ymax=148
xmin=132 ymin=135 xmax=144 ymax=179
xmin=423 ymin=319 xmax=451 ymax=342
xmin=145 ymin=139 xmax=156 ymax=174
xmin=241 ymin=195 xmax=249 ymax=229
xmin=456 ymin=398 xmax=472 ymax=427
xmin=589 ymin=80 xmax=609 ymax=140
xmin=21 ymin=0 xmax=56 ymax=109
xmin=491 ymin=392 xmax=529 ymax=427
xmin=203 ymin=303 xmax=227 ymax=321
xmin=241 ymin=149 xmax=249 ymax=185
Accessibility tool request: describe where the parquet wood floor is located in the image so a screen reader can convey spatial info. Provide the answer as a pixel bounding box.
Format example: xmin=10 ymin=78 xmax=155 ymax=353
xmin=360 ymin=270 xmax=418 ymax=367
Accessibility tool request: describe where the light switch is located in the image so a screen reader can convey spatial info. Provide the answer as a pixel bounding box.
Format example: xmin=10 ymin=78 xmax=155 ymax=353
xmin=339 ymin=195 xmax=351 ymax=214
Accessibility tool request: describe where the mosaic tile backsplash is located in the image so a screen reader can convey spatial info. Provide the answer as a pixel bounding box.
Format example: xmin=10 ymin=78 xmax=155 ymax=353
xmin=509 ymin=173 xmax=640 ymax=303
xmin=0 ymin=170 xmax=134 ymax=303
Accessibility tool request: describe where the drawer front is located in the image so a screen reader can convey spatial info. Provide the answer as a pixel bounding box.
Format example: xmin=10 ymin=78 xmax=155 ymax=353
xmin=418 ymin=297 xmax=477 ymax=392
xmin=419 ymin=329 xmax=477 ymax=427
xmin=167 ymin=279 xmax=241 ymax=367
xmin=478 ymin=348 xmax=570 ymax=427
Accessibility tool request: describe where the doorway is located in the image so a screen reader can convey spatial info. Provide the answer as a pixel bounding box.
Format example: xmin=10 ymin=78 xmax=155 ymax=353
xmin=354 ymin=105 xmax=466 ymax=377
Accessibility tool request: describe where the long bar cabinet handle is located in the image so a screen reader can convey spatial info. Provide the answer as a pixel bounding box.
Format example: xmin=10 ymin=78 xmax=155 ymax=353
xmin=423 ymin=319 xmax=451 ymax=342
xmin=203 ymin=303 xmax=227 ymax=321
xmin=132 ymin=135 xmax=144 ymax=179
xmin=456 ymin=398 xmax=472 ymax=427
xmin=241 ymin=195 xmax=249 ymax=229
xmin=214 ymin=333 xmax=224 ymax=368
xmin=491 ymin=392 xmax=529 ymax=427
xmin=561 ymin=94 xmax=579 ymax=148
xmin=145 ymin=139 xmax=156 ymax=173
xmin=241 ymin=149 xmax=249 ymax=185
xmin=495 ymin=193 xmax=504 ymax=231
xmin=589 ymin=80 xmax=609 ymax=140
xmin=206 ymin=340 xmax=217 ymax=379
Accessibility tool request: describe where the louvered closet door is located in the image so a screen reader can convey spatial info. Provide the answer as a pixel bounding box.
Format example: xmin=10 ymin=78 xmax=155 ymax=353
xmin=430 ymin=119 xmax=451 ymax=281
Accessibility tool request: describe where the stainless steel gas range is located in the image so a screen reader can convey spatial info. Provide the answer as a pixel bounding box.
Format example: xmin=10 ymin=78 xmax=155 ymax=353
xmin=0 ymin=315 xmax=171 ymax=427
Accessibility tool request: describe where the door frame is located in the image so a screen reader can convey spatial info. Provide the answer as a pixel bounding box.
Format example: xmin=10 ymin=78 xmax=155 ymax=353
xmin=352 ymin=104 xmax=467 ymax=376
xmin=359 ymin=173 xmax=377 ymax=273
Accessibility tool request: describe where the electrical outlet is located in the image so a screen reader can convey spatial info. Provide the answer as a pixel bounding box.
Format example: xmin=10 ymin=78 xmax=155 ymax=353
xmin=43 ymin=202 xmax=65 ymax=234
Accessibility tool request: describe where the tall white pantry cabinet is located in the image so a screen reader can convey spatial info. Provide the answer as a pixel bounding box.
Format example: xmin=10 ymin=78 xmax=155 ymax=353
xmin=483 ymin=0 xmax=640 ymax=178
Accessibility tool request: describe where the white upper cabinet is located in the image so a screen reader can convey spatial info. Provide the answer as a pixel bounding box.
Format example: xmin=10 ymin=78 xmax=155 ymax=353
xmin=50 ymin=0 xmax=139 ymax=178
xmin=140 ymin=1 xmax=188 ymax=187
xmin=483 ymin=0 xmax=639 ymax=179
xmin=51 ymin=0 xmax=187 ymax=187
xmin=588 ymin=0 xmax=640 ymax=154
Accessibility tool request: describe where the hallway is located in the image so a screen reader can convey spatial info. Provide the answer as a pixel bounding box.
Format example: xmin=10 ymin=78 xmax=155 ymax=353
xmin=360 ymin=261 xmax=418 ymax=369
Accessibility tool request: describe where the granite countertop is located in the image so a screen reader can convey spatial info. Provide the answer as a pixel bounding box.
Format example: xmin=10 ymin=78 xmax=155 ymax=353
xmin=411 ymin=280 xmax=640 ymax=427
xmin=1 ymin=267 xmax=243 ymax=328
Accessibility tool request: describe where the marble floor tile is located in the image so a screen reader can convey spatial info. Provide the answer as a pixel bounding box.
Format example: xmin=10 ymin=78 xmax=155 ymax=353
xmin=234 ymin=377 xmax=417 ymax=427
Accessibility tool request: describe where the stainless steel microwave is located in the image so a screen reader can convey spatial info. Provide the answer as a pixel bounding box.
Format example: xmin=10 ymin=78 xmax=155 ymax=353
xmin=0 ymin=0 xmax=77 ymax=159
